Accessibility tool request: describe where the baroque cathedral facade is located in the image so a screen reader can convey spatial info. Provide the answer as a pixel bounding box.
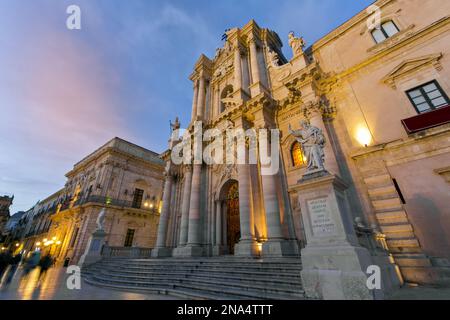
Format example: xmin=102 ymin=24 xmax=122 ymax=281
xmin=152 ymin=0 xmax=450 ymax=296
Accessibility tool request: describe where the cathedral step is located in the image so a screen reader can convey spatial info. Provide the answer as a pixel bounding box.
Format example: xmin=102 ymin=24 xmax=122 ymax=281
xmin=380 ymin=223 xmax=413 ymax=234
xmin=386 ymin=238 xmax=420 ymax=248
xmin=363 ymin=174 xmax=392 ymax=188
xmin=88 ymin=274 xmax=305 ymax=300
xmin=96 ymin=268 xmax=303 ymax=282
xmin=368 ymin=185 xmax=398 ymax=200
xmin=93 ymin=273 xmax=303 ymax=292
xmin=376 ymin=210 xmax=409 ymax=224
xmin=372 ymin=198 xmax=403 ymax=212
xmin=84 ymin=258 xmax=305 ymax=300
xmin=393 ymin=254 xmax=432 ymax=267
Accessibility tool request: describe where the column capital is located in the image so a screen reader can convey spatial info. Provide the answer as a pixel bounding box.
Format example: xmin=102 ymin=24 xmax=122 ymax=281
xmin=302 ymin=96 xmax=336 ymax=121
xmin=182 ymin=165 xmax=193 ymax=176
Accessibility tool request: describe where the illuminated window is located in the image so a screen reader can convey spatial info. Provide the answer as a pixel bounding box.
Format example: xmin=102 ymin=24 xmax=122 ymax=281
xmin=132 ymin=188 xmax=144 ymax=208
xmin=291 ymin=142 xmax=306 ymax=167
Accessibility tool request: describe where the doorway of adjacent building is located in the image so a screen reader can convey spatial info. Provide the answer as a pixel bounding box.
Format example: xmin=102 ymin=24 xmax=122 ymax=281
xmin=226 ymin=181 xmax=240 ymax=254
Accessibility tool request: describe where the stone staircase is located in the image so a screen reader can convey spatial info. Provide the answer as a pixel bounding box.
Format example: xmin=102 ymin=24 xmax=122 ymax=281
xmin=82 ymin=257 xmax=306 ymax=300
xmin=363 ymin=171 xmax=450 ymax=285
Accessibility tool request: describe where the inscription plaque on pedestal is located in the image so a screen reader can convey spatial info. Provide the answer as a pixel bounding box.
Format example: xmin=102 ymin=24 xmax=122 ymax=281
xmin=307 ymin=197 xmax=336 ymax=237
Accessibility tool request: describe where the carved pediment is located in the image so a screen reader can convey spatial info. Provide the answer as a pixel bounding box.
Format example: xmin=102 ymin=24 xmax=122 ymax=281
xmin=382 ymin=53 xmax=443 ymax=89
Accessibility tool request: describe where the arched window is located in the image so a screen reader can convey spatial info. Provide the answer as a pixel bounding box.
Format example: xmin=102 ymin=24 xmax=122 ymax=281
xmin=371 ymin=20 xmax=399 ymax=44
xmin=291 ymin=141 xmax=306 ymax=167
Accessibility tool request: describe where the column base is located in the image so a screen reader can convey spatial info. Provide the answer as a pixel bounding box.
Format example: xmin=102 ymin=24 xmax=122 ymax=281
xmin=262 ymin=239 xmax=300 ymax=257
xmin=249 ymin=82 xmax=268 ymax=98
xmin=172 ymin=245 xmax=204 ymax=257
xmin=234 ymin=240 xmax=260 ymax=257
xmin=212 ymin=245 xmax=228 ymax=256
xmin=151 ymin=247 xmax=173 ymax=258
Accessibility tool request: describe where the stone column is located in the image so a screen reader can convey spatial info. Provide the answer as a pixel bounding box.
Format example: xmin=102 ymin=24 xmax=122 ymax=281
xmin=215 ymin=201 xmax=222 ymax=245
xmin=260 ymin=134 xmax=300 ymax=257
xmin=151 ymin=173 xmax=173 ymax=257
xmin=248 ymin=39 xmax=266 ymax=97
xmin=183 ymin=164 xmax=203 ymax=256
xmin=249 ymin=40 xmax=261 ymax=85
xmin=213 ymin=200 xmax=225 ymax=256
xmin=191 ymin=82 xmax=199 ymax=122
xmin=234 ymin=46 xmax=242 ymax=91
xmin=222 ymin=202 xmax=228 ymax=247
xmin=235 ymin=154 xmax=258 ymax=256
xmin=178 ymin=166 xmax=192 ymax=246
xmin=216 ymin=87 xmax=221 ymax=115
xmin=196 ymin=76 xmax=206 ymax=119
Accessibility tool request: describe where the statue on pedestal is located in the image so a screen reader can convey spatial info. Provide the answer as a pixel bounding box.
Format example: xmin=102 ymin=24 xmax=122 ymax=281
xmin=96 ymin=207 xmax=106 ymax=231
xmin=289 ymin=120 xmax=326 ymax=174
xmin=288 ymin=31 xmax=306 ymax=57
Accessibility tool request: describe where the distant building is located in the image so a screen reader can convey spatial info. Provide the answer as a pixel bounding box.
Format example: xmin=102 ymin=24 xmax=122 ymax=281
xmin=0 ymin=195 xmax=14 ymax=242
xmin=17 ymin=137 xmax=165 ymax=264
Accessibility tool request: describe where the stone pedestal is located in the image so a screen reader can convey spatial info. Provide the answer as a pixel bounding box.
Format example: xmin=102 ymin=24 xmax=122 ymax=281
xmin=234 ymin=240 xmax=260 ymax=257
xmin=172 ymin=245 xmax=203 ymax=257
xmin=212 ymin=245 xmax=228 ymax=256
xmin=262 ymin=239 xmax=300 ymax=257
xmin=151 ymin=247 xmax=173 ymax=258
xmin=79 ymin=229 xmax=106 ymax=267
xmin=293 ymin=174 xmax=379 ymax=300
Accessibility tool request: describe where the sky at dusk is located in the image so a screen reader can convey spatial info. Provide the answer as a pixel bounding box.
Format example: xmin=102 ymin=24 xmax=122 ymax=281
xmin=0 ymin=0 xmax=374 ymax=213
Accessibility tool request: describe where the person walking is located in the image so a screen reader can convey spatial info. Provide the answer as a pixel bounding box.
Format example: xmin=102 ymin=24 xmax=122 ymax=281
xmin=22 ymin=251 xmax=41 ymax=278
xmin=38 ymin=254 xmax=53 ymax=282
xmin=0 ymin=250 xmax=13 ymax=282
xmin=4 ymin=252 xmax=22 ymax=286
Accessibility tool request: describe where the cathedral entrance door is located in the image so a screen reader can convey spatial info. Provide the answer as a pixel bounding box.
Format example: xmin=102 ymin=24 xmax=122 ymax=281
xmin=226 ymin=181 xmax=240 ymax=254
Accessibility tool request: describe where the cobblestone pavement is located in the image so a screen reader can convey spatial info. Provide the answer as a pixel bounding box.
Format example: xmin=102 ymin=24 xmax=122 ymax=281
xmin=0 ymin=266 xmax=179 ymax=300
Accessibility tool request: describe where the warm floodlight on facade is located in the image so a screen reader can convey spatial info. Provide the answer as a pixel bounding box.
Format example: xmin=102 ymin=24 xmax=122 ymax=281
xmin=356 ymin=126 xmax=372 ymax=147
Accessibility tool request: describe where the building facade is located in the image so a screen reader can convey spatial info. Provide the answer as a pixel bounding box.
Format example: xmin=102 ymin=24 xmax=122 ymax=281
xmin=0 ymin=195 xmax=14 ymax=244
xmin=153 ymin=0 xmax=450 ymax=288
xmin=15 ymin=137 xmax=165 ymax=265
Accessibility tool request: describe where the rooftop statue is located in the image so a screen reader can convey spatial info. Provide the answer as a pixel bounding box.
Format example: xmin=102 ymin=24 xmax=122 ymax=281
xmin=288 ymin=31 xmax=306 ymax=57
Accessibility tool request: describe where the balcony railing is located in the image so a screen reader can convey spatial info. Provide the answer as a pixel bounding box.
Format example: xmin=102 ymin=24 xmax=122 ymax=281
xmin=402 ymin=105 xmax=450 ymax=134
xmin=61 ymin=195 xmax=158 ymax=213
xmin=101 ymin=246 xmax=153 ymax=258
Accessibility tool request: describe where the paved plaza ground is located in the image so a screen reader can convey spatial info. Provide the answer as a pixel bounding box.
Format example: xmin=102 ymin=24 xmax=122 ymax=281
xmin=0 ymin=266 xmax=449 ymax=300
xmin=0 ymin=266 xmax=179 ymax=300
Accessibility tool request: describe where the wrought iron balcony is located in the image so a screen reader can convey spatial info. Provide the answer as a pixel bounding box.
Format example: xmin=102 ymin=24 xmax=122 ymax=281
xmin=402 ymin=105 xmax=450 ymax=134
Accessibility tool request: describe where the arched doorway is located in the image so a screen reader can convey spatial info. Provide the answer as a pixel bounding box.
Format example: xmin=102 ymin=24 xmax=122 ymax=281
xmin=225 ymin=181 xmax=240 ymax=254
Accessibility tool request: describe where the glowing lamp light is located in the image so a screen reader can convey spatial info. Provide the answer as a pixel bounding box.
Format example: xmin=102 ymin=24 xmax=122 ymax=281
xmin=149 ymin=203 xmax=154 ymax=209
xmin=144 ymin=202 xmax=149 ymax=207
xmin=52 ymin=236 xmax=57 ymax=241
xmin=36 ymin=242 xmax=41 ymax=246
xmin=15 ymin=243 xmax=19 ymax=247
xmin=356 ymin=127 xmax=372 ymax=147
xmin=256 ymin=243 xmax=263 ymax=254
xmin=56 ymin=241 xmax=62 ymax=245
xmin=43 ymin=238 xmax=48 ymax=242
